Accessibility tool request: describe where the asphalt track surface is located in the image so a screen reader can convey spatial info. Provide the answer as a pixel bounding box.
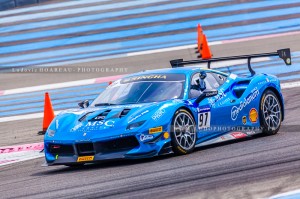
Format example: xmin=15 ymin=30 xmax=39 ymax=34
xmin=1 ymin=35 xmax=300 ymax=199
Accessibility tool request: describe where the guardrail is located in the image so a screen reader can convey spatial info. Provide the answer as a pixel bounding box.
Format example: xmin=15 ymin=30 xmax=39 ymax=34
xmin=0 ymin=0 xmax=49 ymax=11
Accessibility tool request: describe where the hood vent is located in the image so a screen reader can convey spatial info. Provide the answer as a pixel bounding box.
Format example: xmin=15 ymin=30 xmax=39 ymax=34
xmin=91 ymin=110 xmax=111 ymax=121
xmin=119 ymin=108 xmax=131 ymax=118
xmin=79 ymin=112 xmax=94 ymax=122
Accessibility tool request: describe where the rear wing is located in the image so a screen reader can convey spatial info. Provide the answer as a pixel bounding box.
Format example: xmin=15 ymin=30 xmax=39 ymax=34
xmin=170 ymin=48 xmax=291 ymax=76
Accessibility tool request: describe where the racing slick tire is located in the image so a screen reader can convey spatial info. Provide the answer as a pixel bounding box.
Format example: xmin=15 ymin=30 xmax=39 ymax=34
xmin=171 ymin=109 xmax=197 ymax=155
xmin=260 ymin=89 xmax=282 ymax=135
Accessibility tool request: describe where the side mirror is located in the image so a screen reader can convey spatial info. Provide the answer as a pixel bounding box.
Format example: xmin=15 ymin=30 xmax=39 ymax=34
xmin=78 ymin=100 xmax=89 ymax=108
xmin=194 ymin=89 xmax=218 ymax=105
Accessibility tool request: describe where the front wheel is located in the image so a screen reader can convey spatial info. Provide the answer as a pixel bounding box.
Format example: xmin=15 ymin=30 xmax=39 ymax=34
xmin=171 ymin=109 xmax=197 ymax=155
xmin=260 ymin=90 xmax=282 ymax=135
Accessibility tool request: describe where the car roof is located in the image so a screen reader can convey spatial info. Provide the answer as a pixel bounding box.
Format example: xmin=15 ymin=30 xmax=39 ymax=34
xmin=123 ymin=66 xmax=228 ymax=78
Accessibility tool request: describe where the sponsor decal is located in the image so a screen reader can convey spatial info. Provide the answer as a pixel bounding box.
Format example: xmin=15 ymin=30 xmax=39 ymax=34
xmin=128 ymin=110 xmax=149 ymax=123
xmin=149 ymin=126 xmax=163 ymax=134
xmin=205 ymin=90 xmax=218 ymax=97
xmin=77 ymin=156 xmax=94 ymax=162
xmin=55 ymin=119 xmax=59 ymax=129
xmin=123 ymin=75 xmax=167 ymax=83
xmin=72 ymin=120 xmax=115 ymax=132
xmin=231 ymin=87 xmax=259 ymax=120
xmin=218 ymin=98 xmax=230 ymax=106
xmin=198 ymin=107 xmax=211 ymax=130
xmin=197 ymin=106 xmax=210 ymax=113
xmin=140 ymin=134 xmax=154 ymax=142
xmin=242 ymin=116 xmax=247 ymax=125
xmin=207 ymin=88 xmax=228 ymax=107
xmin=245 ymin=131 xmax=256 ymax=136
xmin=230 ymin=132 xmax=247 ymax=139
xmin=177 ymin=146 xmax=187 ymax=154
xmin=249 ymin=108 xmax=258 ymax=123
xmin=86 ymin=120 xmax=115 ymax=127
xmin=163 ymin=132 xmax=170 ymax=139
xmin=71 ymin=123 xmax=83 ymax=132
xmin=152 ymin=108 xmax=166 ymax=121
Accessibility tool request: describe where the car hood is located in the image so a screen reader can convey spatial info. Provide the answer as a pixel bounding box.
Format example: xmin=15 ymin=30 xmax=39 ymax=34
xmin=45 ymin=100 xmax=182 ymax=141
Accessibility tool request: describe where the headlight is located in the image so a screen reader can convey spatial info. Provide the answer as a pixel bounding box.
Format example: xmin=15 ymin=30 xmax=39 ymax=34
xmin=126 ymin=120 xmax=146 ymax=130
xmin=47 ymin=129 xmax=56 ymax=137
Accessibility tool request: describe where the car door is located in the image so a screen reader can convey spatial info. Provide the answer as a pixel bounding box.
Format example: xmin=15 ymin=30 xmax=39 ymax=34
xmin=189 ymin=72 xmax=232 ymax=142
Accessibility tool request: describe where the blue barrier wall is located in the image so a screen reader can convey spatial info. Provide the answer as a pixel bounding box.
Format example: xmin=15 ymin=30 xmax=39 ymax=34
xmin=0 ymin=0 xmax=49 ymax=11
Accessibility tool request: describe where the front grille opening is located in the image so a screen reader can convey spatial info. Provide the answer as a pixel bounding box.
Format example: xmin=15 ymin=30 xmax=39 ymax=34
xmin=95 ymin=136 xmax=139 ymax=154
xmin=48 ymin=144 xmax=74 ymax=156
xmin=76 ymin=143 xmax=95 ymax=156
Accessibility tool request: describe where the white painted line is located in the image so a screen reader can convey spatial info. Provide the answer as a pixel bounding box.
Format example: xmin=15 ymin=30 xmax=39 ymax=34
xmin=34 ymin=31 xmax=298 ymax=67
xmin=281 ymin=81 xmax=300 ymax=89
xmin=0 ymin=0 xmax=110 ymax=17
xmin=3 ymin=79 xmax=95 ymax=95
xmin=0 ymin=110 xmax=61 ymax=123
xmin=127 ymin=44 xmax=197 ymax=56
xmin=0 ymin=74 xmax=122 ymax=96
xmin=39 ymin=42 xmax=222 ymax=66
xmin=0 ymin=151 xmax=44 ymax=167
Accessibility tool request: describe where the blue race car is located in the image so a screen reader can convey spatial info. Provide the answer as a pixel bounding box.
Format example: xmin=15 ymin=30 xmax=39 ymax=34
xmin=43 ymin=49 xmax=291 ymax=166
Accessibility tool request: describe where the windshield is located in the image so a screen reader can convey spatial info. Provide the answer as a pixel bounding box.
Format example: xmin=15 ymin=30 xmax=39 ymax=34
xmin=91 ymin=74 xmax=185 ymax=106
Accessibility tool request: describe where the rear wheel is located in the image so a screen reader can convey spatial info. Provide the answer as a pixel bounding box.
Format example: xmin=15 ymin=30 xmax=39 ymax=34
xmin=171 ymin=109 xmax=197 ymax=155
xmin=260 ymin=90 xmax=282 ymax=135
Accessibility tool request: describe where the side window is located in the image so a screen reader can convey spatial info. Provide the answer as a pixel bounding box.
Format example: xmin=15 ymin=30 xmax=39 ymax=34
xmin=189 ymin=72 xmax=222 ymax=99
xmin=211 ymin=73 xmax=227 ymax=86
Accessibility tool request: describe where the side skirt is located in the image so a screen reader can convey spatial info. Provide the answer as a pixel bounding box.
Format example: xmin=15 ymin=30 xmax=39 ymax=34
xmin=195 ymin=128 xmax=262 ymax=148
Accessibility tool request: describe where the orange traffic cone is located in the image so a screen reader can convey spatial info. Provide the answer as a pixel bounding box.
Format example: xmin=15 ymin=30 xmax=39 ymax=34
xmin=201 ymin=34 xmax=213 ymax=59
xmin=38 ymin=92 xmax=55 ymax=135
xmin=197 ymin=24 xmax=203 ymax=53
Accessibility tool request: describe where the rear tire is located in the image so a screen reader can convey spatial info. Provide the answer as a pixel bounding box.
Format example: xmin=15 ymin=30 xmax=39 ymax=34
xmin=171 ymin=109 xmax=196 ymax=155
xmin=260 ymin=90 xmax=282 ymax=135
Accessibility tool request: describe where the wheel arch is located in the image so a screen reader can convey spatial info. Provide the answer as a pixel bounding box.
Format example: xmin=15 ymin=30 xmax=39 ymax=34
xmin=175 ymin=106 xmax=196 ymax=121
xmin=262 ymin=86 xmax=284 ymax=121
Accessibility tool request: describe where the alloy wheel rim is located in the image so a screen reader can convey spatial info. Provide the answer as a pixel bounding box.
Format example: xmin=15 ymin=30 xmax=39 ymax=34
xmin=173 ymin=112 xmax=196 ymax=150
xmin=263 ymin=94 xmax=281 ymax=130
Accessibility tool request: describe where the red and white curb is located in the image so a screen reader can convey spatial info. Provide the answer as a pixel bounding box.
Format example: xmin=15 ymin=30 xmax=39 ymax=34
xmin=0 ymin=142 xmax=44 ymax=167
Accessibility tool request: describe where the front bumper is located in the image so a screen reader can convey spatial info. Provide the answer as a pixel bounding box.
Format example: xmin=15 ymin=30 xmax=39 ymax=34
xmin=44 ymin=134 xmax=172 ymax=166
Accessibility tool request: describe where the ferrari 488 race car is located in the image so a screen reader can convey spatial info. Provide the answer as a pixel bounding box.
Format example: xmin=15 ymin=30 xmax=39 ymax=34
xmin=44 ymin=49 xmax=291 ymax=166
